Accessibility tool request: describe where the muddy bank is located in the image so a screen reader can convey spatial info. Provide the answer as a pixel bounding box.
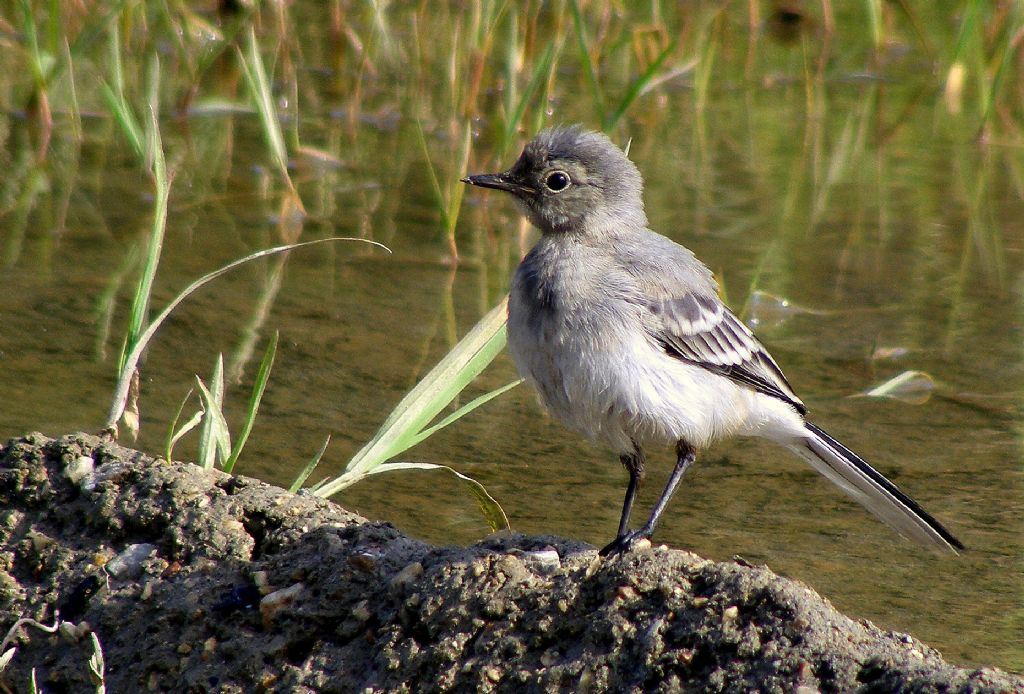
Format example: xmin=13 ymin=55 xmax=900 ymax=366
xmin=0 ymin=433 xmax=1019 ymax=693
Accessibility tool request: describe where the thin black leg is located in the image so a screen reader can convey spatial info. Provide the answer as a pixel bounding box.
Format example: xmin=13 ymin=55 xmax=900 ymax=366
xmin=601 ymin=441 xmax=696 ymax=556
xmin=637 ymin=441 xmax=695 ymax=538
xmin=600 ymin=446 xmax=645 ymax=556
xmin=615 ymin=449 xmax=645 ymax=539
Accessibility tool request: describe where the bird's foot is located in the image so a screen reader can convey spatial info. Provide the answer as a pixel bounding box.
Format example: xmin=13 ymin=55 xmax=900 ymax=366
xmin=599 ymin=529 xmax=652 ymax=557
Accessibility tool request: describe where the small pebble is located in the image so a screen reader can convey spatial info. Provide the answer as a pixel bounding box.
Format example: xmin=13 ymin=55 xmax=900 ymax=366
xmin=64 ymin=456 xmax=94 ymax=485
xmin=106 ymin=544 xmax=157 ymax=580
xmin=86 ymin=462 xmax=129 ymax=488
xmin=616 ymin=585 xmax=638 ymax=601
xmin=58 ymin=620 xmax=90 ymax=641
xmin=390 ymin=561 xmax=424 ymax=590
xmin=350 ymin=600 xmax=371 ymax=623
xmin=259 ymin=582 xmax=304 ymax=622
xmin=348 ymin=553 xmax=377 ymax=572
xmin=519 ymin=548 xmax=560 ymax=574
xmin=27 ymin=529 xmax=55 ymax=552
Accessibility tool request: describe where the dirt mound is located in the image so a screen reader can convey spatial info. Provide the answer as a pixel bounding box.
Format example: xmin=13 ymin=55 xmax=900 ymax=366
xmin=0 ymin=433 xmax=1019 ymax=693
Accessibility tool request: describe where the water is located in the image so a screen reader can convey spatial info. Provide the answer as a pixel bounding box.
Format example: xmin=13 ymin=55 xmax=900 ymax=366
xmin=1 ymin=2 xmax=1021 ymax=673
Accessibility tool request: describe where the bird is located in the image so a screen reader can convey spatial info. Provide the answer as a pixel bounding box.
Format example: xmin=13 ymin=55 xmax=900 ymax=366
xmin=462 ymin=125 xmax=963 ymax=556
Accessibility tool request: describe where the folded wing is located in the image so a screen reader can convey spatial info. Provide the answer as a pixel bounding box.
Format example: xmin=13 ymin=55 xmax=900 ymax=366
xmin=647 ymin=292 xmax=806 ymax=414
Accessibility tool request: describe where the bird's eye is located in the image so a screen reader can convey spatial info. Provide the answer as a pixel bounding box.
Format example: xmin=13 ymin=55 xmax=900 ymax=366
xmin=544 ymin=171 xmax=571 ymax=192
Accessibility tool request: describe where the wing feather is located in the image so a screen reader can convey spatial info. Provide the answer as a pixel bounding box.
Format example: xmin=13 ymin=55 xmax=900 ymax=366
xmin=648 ymin=293 xmax=805 ymax=414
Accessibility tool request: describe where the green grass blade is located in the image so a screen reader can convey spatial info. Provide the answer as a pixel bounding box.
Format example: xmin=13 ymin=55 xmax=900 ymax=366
xmin=865 ymin=0 xmax=884 ymax=51
xmin=409 ymin=378 xmax=522 ymax=448
xmin=445 ymin=121 xmax=473 ymax=255
xmin=949 ymin=0 xmax=979 ymax=64
xmin=500 ymin=11 xmax=519 ymax=138
xmin=237 ymin=27 xmax=289 ymax=180
xmin=331 ymin=296 xmax=507 ymax=483
xmin=288 ymin=435 xmax=332 ymax=493
xmin=117 ymin=59 xmax=170 ymax=377
xmin=376 ymin=298 xmax=508 ymax=437
xmin=44 ymin=0 xmax=60 ymax=64
xmin=87 ymin=632 xmax=106 ymax=693
xmin=20 ymin=0 xmax=47 ymax=89
xmin=694 ymin=17 xmax=719 ymax=117
xmin=976 ymin=14 xmax=1018 ymax=134
xmin=603 ymin=40 xmax=676 ymax=131
xmin=143 ymin=53 xmax=162 ymax=172
xmin=100 ymin=21 xmax=144 ymax=160
xmin=165 ymin=387 xmax=199 ymax=461
xmin=168 ymin=409 xmax=204 ymax=462
xmin=363 ymin=462 xmax=510 ymax=532
xmin=413 ymin=118 xmax=472 ymax=257
xmin=223 ymin=331 xmax=278 ymax=473
xmin=570 ymin=0 xmax=605 ymax=124
xmin=61 ymin=37 xmax=82 ymax=143
xmin=503 ymin=41 xmax=557 ymax=153
xmin=414 ymin=118 xmax=450 ymax=230
xmin=104 ymin=237 xmax=390 ymax=435
xmin=313 ymin=297 xmax=510 ymax=498
xmin=100 ymin=82 xmax=144 ymax=161
xmin=737 ymin=241 xmax=779 ymax=320
xmin=196 ymin=355 xmax=231 ymax=470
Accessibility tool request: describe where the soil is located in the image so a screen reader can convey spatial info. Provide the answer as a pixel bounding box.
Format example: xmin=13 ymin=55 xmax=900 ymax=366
xmin=0 ymin=432 xmax=1020 ymax=693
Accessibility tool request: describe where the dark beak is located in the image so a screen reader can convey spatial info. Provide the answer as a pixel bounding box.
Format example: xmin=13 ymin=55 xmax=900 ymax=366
xmin=461 ymin=172 xmax=536 ymax=196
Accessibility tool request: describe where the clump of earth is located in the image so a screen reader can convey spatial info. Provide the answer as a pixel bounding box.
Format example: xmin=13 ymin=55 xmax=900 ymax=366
xmin=0 ymin=432 xmax=1019 ymax=693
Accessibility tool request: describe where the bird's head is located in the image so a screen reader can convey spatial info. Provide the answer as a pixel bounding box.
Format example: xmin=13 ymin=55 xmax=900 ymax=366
xmin=463 ymin=125 xmax=647 ymax=235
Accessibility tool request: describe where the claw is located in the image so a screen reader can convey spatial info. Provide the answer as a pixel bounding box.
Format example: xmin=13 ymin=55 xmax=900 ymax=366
xmin=599 ymin=530 xmax=651 ymax=557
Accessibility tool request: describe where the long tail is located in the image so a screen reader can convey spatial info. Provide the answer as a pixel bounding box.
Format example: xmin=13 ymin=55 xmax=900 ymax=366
xmin=790 ymin=422 xmax=963 ymax=553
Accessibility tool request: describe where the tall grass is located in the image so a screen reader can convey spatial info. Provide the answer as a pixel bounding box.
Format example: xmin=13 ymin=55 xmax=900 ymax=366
xmin=100 ymin=41 xmax=171 ymax=439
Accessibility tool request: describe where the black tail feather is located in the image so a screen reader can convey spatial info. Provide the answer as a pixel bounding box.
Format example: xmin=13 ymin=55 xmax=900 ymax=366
xmin=803 ymin=422 xmax=964 ymax=552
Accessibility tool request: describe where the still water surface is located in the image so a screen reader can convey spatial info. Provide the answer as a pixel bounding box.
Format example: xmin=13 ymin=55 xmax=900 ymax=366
xmin=1 ymin=5 xmax=1022 ymax=674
